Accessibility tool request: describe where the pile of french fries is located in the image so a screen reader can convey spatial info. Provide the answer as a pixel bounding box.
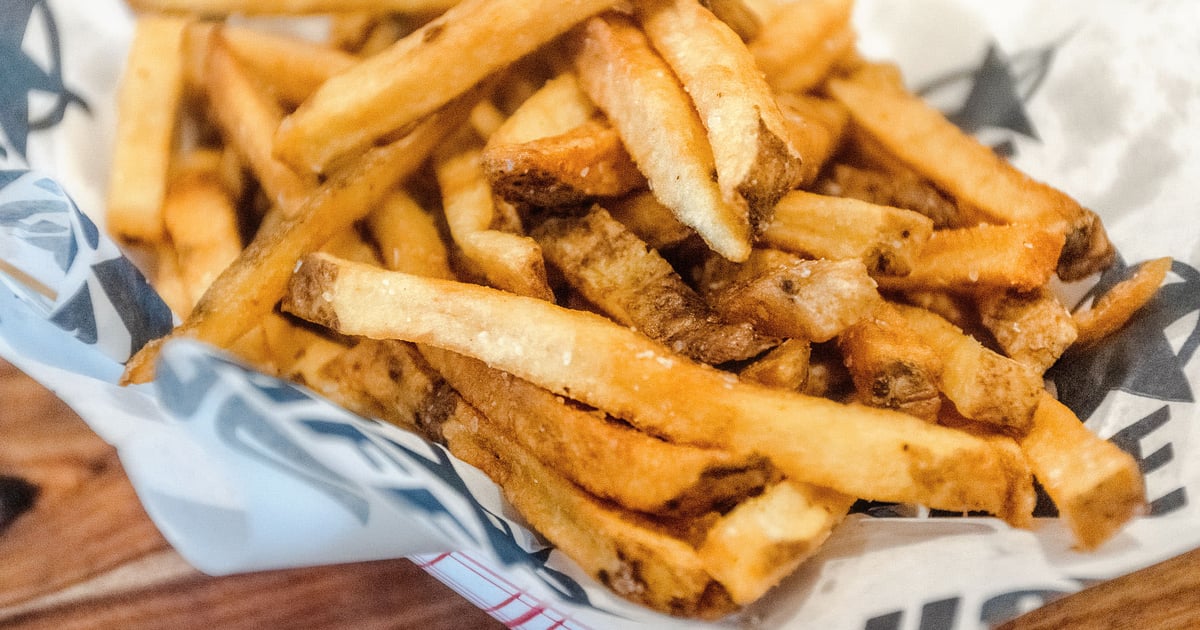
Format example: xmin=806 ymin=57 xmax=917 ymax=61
xmin=105 ymin=0 xmax=1173 ymax=619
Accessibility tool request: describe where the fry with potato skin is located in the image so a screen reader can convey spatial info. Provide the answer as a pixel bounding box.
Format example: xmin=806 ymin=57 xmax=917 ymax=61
xmin=282 ymin=253 xmax=1036 ymax=523
xmin=978 ymin=287 xmax=1078 ymax=374
xmin=571 ymin=12 xmax=752 ymax=261
xmin=838 ymin=302 xmax=943 ymax=421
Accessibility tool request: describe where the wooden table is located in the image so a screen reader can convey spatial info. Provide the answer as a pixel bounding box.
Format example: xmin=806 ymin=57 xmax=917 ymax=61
xmin=1 ymin=358 xmax=1197 ymax=629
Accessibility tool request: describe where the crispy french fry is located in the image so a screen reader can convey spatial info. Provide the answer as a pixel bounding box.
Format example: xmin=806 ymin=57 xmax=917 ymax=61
xmin=761 ymin=190 xmax=934 ymax=276
xmin=220 ymin=26 xmax=357 ymax=105
xmin=816 ymin=164 xmax=965 ymax=230
xmin=107 ymin=15 xmax=188 ymax=243
xmin=572 ymin=12 xmax=752 ymax=261
xmin=128 ymin=0 xmax=463 ymax=15
xmin=838 ymin=302 xmax=943 ymax=421
xmin=204 ymin=35 xmax=315 ymax=215
xmin=978 ymin=287 xmax=1078 ymax=374
xmin=775 ymin=93 xmax=849 ymax=187
xmin=891 ymin=303 xmax=1042 ymax=434
xmin=424 ymin=346 xmax=775 ymax=515
xmin=875 ymin=223 xmax=1066 ymax=293
xmin=637 ymin=0 xmax=804 ymax=218
xmin=605 ymin=191 xmax=694 ymax=250
xmin=121 ymin=91 xmax=476 ymax=385
xmin=366 ymin=190 xmax=455 ymax=279
xmin=442 ymin=415 xmax=739 ymax=619
xmin=1020 ymin=394 xmax=1146 ymax=549
xmin=748 ymin=0 xmax=855 ymax=93
xmin=698 ymin=480 xmax=853 ymax=605
xmin=1073 ymin=257 xmax=1172 ymax=347
xmin=485 ymin=72 xmax=596 ymax=147
xmin=532 ymin=206 xmax=774 ymax=364
xmin=434 ymin=130 xmax=554 ymax=300
xmin=283 ymin=253 xmax=1037 ymax=522
xmin=161 ymin=150 xmax=243 ymax=309
xmin=482 ymin=120 xmax=645 ymax=207
xmin=704 ymin=251 xmax=881 ymax=342
xmin=274 ymin=0 xmax=618 ymax=172
xmin=738 ymin=338 xmax=810 ymax=391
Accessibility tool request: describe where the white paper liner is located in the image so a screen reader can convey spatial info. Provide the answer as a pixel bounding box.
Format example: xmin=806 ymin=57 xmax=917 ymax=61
xmin=2 ymin=1 xmax=1198 ymax=628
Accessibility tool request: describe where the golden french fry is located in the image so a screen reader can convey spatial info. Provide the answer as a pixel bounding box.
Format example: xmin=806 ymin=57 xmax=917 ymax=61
xmin=636 ymin=0 xmax=804 ymax=217
xmin=485 ymin=72 xmax=596 ymax=147
xmin=571 ymin=12 xmax=752 ymax=261
xmin=532 ymin=206 xmax=774 ymax=364
xmin=366 ymin=190 xmax=455 ymax=279
xmin=605 ymin=191 xmax=695 ymax=250
xmin=978 ymin=287 xmax=1078 ymax=374
xmin=274 ymin=0 xmax=618 ymax=172
xmin=283 ymin=253 xmax=1037 ymax=523
xmin=748 ymin=0 xmax=855 ymax=93
xmin=482 ymin=120 xmax=645 ymax=207
xmin=220 ymin=26 xmax=357 ymax=105
xmin=816 ymin=164 xmax=964 ymax=230
xmin=838 ymin=302 xmax=943 ymax=421
xmin=891 ymin=303 xmax=1042 ymax=434
xmin=875 ymin=223 xmax=1066 ymax=293
xmin=161 ymin=150 xmax=243 ymax=310
xmin=424 ymin=346 xmax=775 ymax=515
xmin=128 ymin=0 xmax=463 ymax=15
xmin=121 ymin=91 xmax=475 ymax=385
xmin=107 ymin=15 xmax=188 ymax=243
xmin=1073 ymin=257 xmax=1172 ymax=347
xmin=434 ymin=130 xmax=554 ymax=300
xmin=775 ymin=93 xmax=849 ymax=187
xmin=761 ymin=189 xmax=934 ymax=276
xmin=1020 ymin=394 xmax=1146 ymax=550
xmin=738 ymin=338 xmax=811 ymax=391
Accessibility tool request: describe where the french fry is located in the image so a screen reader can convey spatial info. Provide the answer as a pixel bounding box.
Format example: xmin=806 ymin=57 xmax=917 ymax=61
xmin=838 ymin=302 xmax=943 ymax=421
xmin=442 ymin=415 xmax=739 ymax=619
xmin=738 ymin=338 xmax=811 ymax=391
xmin=219 ymin=26 xmax=357 ymax=105
xmin=698 ymin=480 xmax=854 ymax=605
xmin=605 ymin=191 xmax=695 ymax=250
xmin=816 ymin=164 xmax=965 ymax=230
xmin=1020 ymin=394 xmax=1146 ymax=549
xmin=204 ymin=35 xmax=316 ymax=216
xmin=434 ymin=130 xmax=554 ymax=300
xmin=571 ymin=12 xmax=752 ymax=261
xmin=121 ymin=91 xmax=476 ymax=385
xmin=283 ymin=253 xmax=1037 ymax=523
xmin=748 ymin=0 xmax=855 ymax=93
xmin=704 ymin=251 xmax=881 ymax=342
xmin=636 ymin=0 xmax=804 ymax=218
xmin=366 ymin=190 xmax=455 ymax=279
xmin=874 ymin=223 xmax=1066 ymax=293
xmin=1073 ymin=257 xmax=1172 ymax=347
xmin=161 ymin=150 xmax=243 ymax=310
xmin=775 ymin=93 xmax=849 ymax=187
xmin=485 ymin=72 xmax=596 ymax=147
xmin=423 ymin=346 xmax=776 ymax=515
xmin=274 ymin=0 xmax=618 ymax=173
xmin=128 ymin=0 xmax=463 ymax=15
xmin=482 ymin=120 xmax=645 ymax=207
xmin=700 ymin=0 xmax=763 ymax=41
xmin=760 ymin=190 xmax=934 ymax=276
xmin=978 ymin=287 xmax=1078 ymax=374
xmin=532 ymin=206 xmax=775 ymax=364
xmin=107 ymin=15 xmax=188 ymax=243
xmin=891 ymin=303 xmax=1042 ymax=434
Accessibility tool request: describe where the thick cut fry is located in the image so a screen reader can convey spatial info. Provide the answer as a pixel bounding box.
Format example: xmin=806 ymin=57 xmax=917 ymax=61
xmin=605 ymin=191 xmax=694 ymax=250
xmin=283 ymin=254 xmax=1037 ymax=523
xmin=1020 ymin=394 xmax=1146 ymax=550
xmin=366 ymin=190 xmax=454 ymax=279
xmin=128 ymin=0 xmax=462 ymax=13
xmin=424 ymin=346 xmax=775 ymax=515
xmin=698 ymin=481 xmax=854 ymax=605
xmin=121 ymin=93 xmax=474 ymax=385
xmin=485 ymin=72 xmax=596 ymax=147
xmin=205 ymin=36 xmax=315 ymax=216
xmin=875 ymin=223 xmax=1066 ymax=293
xmin=107 ymin=15 xmax=188 ymax=243
xmin=1073 ymin=257 xmax=1172 ymax=347
xmin=442 ymin=417 xmax=738 ymax=619
xmin=839 ymin=302 xmax=943 ymax=421
xmin=748 ymin=0 xmax=855 ymax=93
xmin=274 ymin=0 xmax=618 ymax=172
xmin=978 ymin=287 xmax=1077 ymax=374
xmin=738 ymin=338 xmax=811 ymax=391
xmin=637 ymin=0 xmax=803 ymax=219
xmin=706 ymin=252 xmax=880 ymax=342
xmin=816 ymin=164 xmax=965 ymax=230
xmin=483 ymin=120 xmax=645 ymax=207
xmin=892 ymin=303 xmax=1042 ymax=434
xmin=220 ymin=26 xmax=357 ymax=105
xmin=775 ymin=93 xmax=848 ymax=187
xmin=161 ymin=151 xmax=243 ymax=310
xmin=434 ymin=131 xmax=553 ymax=300
xmin=572 ymin=13 xmax=752 ymax=261
xmin=761 ymin=190 xmax=934 ymax=276
xmin=532 ymin=206 xmax=774 ymax=364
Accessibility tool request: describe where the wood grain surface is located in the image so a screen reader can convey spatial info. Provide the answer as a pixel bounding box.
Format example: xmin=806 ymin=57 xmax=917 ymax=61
xmin=2 ymin=356 xmax=1198 ymax=629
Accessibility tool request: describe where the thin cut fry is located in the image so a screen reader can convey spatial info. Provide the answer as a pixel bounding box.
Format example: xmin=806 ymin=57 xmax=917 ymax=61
xmin=283 ymin=253 xmax=1037 ymax=523
xmin=107 ymin=15 xmax=188 ymax=243
xmin=1073 ymin=257 xmax=1172 ymax=347
xmin=274 ymin=0 xmax=618 ymax=172
xmin=571 ymin=12 xmax=752 ymax=261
